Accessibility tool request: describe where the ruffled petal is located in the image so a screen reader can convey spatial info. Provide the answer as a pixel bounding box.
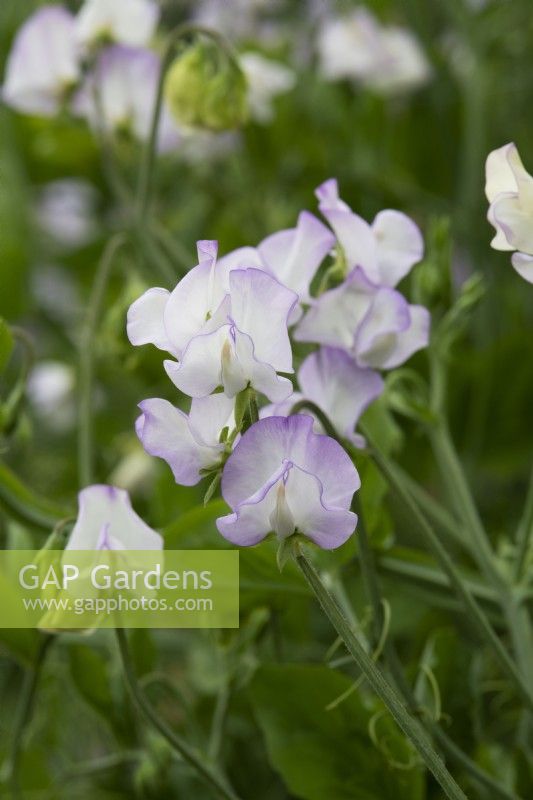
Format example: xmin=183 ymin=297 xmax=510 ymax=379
xmin=485 ymin=143 xmax=529 ymax=202
xmin=489 ymin=193 xmax=533 ymax=255
xmin=354 ymin=287 xmax=411 ymax=362
xmin=360 ymin=304 xmax=430 ymax=369
xmin=511 ymin=252 xmax=533 ymax=284
xmin=188 ymin=393 xmax=235 ymax=446
xmin=286 ymin=466 xmax=357 ymax=549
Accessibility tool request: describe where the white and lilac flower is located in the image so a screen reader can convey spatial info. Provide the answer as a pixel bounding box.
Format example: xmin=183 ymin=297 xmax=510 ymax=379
xmin=75 ymin=0 xmax=160 ymax=49
xmin=316 ymin=178 xmax=423 ymax=287
xmin=1 ymin=6 xmax=80 ymax=117
xmin=239 ymin=52 xmax=296 ymax=122
xmin=74 ymin=45 xmax=180 ymax=151
xmin=317 ymin=8 xmax=430 ymax=94
xmin=66 ymin=485 xmax=163 ymax=550
xmin=295 ymin=266 xmax=430 ymax=370
xmin=217 ymin=415 xmax=359 ymax=549
xmin=485 ymin=142 xmax=533 ymax=284
xmin=127 ymin=241 xmax=297 ymax=402
xmin=136 ymin=394 xmax=235 ymax=486
xmin=262 ymin=347 xmax=383 ymax=447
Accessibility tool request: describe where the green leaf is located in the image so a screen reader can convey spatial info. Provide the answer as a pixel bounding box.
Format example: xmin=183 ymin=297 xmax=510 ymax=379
xmin=0 ymin=317 xmax=13 ymax=373
xmin=249 ymin=664 xmax=425 ymax=800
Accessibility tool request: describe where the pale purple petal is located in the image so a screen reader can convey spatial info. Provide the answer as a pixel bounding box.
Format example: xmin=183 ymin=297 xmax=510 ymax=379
xmin=258 ymin=211 xmax=335 ymax=299
xmin=354 ymin=287 xmax=411 ymax=361
xmin=67 ymin=485 xmax=162 ymax=550
xmin=372 ymin=210 xmax=424 ymax=286
xmin=218 ymin=415 xmax=359 ymax=549
xmin=316 ymin=179 xmax=380 ymax=282
xmin=298 ymin=347 xmax=383 ymax=442
xmin=136 ymin=398 xmax=224 ymax=486
xmin=2 ymin=6 xmax=79 ymax=117
xmin=359 ymin=304 xmax=430 ymax=369
xmin=127 ymin=287 xmax=173 ymax=352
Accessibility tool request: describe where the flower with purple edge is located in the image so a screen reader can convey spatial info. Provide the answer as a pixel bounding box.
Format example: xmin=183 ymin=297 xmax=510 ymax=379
xmin=75 ymin=0 xmax=160 ymax=49
xmin=2 ymin=5 xmax=80 ymax=118
xmin=127 ymin=240 xmax=298 ymax=402
xmin=216 ymin=415 xmax=360 ymax=550
xmin=73 ymin=45 xmax=180 ymax=152
xmin=136 ymin=394 xmax=235 ymax=487
xmin=66 ymin=485 xmax=163 ymax=550
xmin=485 ymin=142 xmax=533 ymax=284
xmin=316 ymin=178 xmax=424 ymax=287
xmin=294 ymin=265 xmax=430 ymax=370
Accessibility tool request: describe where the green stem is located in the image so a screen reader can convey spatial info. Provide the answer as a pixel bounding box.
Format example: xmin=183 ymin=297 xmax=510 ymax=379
xmin=135 ymin=24 xmax=238 ymax=222
xmin=290 ymin=400 xmax=338 ymax=439
xmin=515 ymin=467 xmax=533 ymax=583
xmin=116 ymin=629 xmax=241 ymax=800
xmin=78 ymin=234 xmax=127 ymax=488
xmin=0 ymin=460 xmax=70 ymax=530
xmin=356 ymin=513 xmax=521 ymax=800
xmin=294 ymin=546 xmax=468 ymax=800
xmin=361 ymin=427 xmax=533 ymax=713
xmin=3 ymin=635 xmax=54 ymax=798
xmin=208 ymin=681 xmax=230 ymax=763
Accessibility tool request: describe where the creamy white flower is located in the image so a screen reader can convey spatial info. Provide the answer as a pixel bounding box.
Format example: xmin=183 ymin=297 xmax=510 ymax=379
xmin=75 ymin=0 xmax=159 ymax=48
xmin=317 ymin=8 xmax=430 ymax=94
xmin=239 ymin=52 xmax=296 ymax=122
xmin=27 ymin=360 xmax=76 ymax=432
xmin=485 ymin=142 xmax=533 ymax=284
xmin=2 ymin=6 xmax=80 ymax=117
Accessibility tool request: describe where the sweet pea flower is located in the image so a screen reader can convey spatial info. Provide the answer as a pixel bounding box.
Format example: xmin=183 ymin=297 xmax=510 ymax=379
xmin=316 ymin=179 xmax=423 ymax=287
xmin=66 ymin=485 xmax=163 ymax=550
xmin=295 ymin=266 xmax=430 ymax=370
xmin=485 ymin=142 xmax=533 ymax=284
xmin=217 ymin=415 xmax=359 ymax=549
xmin=75 ymin=0 xmax=160 ymax=49
xmin=1 ymin=6 xmax=80 ymax=117
xmin=239 ymin=52 xmax=296 ymax=122
xmin=135 ymin=394 xmax=235 ymax=486
xmin=74 ymin=46 xmax=180 ymax=152
xmin=317 ymin=8 xmax=430 ymax=95
xmin=262 ymin=347 xmax=383 ymax=447
xmin=127 ymin=241 xmax=297 ymax=401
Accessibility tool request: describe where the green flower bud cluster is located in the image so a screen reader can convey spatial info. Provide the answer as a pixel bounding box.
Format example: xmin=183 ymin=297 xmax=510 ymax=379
xmin=164 ymin=39 xmax=248 ymax=132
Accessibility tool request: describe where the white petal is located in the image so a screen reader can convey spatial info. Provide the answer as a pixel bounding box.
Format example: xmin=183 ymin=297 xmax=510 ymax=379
xmin=67 ymin=485 xmax=162 ymax=550
xmin=489 ymin=193 xmax=533 ymax=255
xmin=359 ymin=304 xmax=430 ymax=369
xmin=372 ymin=209 xmax=424 ymax=286
xmin=511 ymin=252 xmax=533 ymax=284
xmin=188 ymin=394 xmax=235 ymax=446
xmin=75 ymin=0 xmax=159 ymax=48
xmin=127 ymin=287 xmax=173 ymax=352
xmin=165 ymin=327 xmax=228 ymax=398
xmin=485 ymin=143 xmax=531 ymax=202
xmin=354 ymin=287 xmax=411 ymax=362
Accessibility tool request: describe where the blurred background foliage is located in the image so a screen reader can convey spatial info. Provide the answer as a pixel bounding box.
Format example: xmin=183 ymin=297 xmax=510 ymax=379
xmin=0 ymin=0 xmax=532 ymax=798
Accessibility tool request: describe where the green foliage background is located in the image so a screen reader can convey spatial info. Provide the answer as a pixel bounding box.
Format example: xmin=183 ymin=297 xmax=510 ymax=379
xmin=0 ymin=0 xmax=532 ymax=798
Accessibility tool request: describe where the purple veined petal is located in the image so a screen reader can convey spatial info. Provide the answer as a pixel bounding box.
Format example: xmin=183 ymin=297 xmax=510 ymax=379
xmin=284 ymin=465 xmax=357 ymax=549
xmin=66 ymin=484 xmax=162 ymax=550
xmin=127 ymin=287 xmax=174 ymax=352
xmin=258 ymin=211 xmax=335 ymax=300
xmin=315 ymin=179 xmax=380 ymax=282
xmin=294 ymin=266 xmax=377 ymax=349
xmin=372 ymin=209 xmax=424 ymax=286
xmin=228 ymin=268 xmax=297 ymax=372
xmin=2 ymin=6 xmax=79 ymax=117
xmin=75 ymin=0 xmax=160 ymax=49
xmin=197 ymin=239 xmax=218 ymax=264
xmin=354 ymin=287 xmax=411 ymax=364
xmin=217 ymin=461 xmax=289 ymax=546
xmin=511 ymin=252 xmax=533 ymax=284
xmin=188 ymin=393 xmax=235 ymax=446
xmin=360 ymin=304 xmax=430 ymax=369
xmin=136 ymin=398 xmax=223 ymax=486
xmin=489 ymin=192 xmax=533 ymax=256
xmin=298 ymin=347 xmax=384 ymax=442
xmin=485 ymin=142 xmax=532 ymax=203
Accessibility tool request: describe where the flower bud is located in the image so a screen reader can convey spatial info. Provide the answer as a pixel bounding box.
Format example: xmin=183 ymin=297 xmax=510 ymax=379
xmin=164 ymin=39 xmax=248 ymax=132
